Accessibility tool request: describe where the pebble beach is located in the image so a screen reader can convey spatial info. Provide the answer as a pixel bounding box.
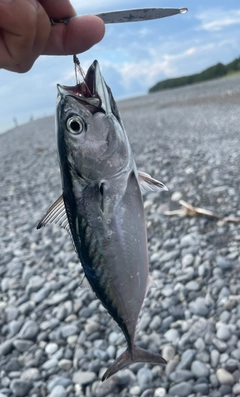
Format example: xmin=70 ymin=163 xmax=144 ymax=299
xmin=0 ymin=75 xmax=240 ymax=397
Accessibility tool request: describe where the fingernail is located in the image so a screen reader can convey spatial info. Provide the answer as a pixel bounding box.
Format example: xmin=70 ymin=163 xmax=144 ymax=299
xmin=26 ymin=0 xmax=38 ymax=10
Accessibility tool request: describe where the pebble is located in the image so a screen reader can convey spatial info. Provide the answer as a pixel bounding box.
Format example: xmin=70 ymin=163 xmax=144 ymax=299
xmin=180 ymin=234 xmax=200 ymax=248
xmin=164 ymin=329 xmax=179 ymax=343
xmin=189 ymin=298 xmax=209 ymax=317
xmin=182 ymin=254 xmax=194 ymax=267
xmin=18 ymin=320 xmax=39 ymax=340
xmin=168 ymin=382 xmax=193 ymax=397
xmin=191 ymin=360 xmax=209 ymax=378
xmin=216 ymin=324 xmax=231 ymax=341
xmin=45 ymin=343 xmax=58 ymax=355
xmin=10 ymin=380 xmax=32 ymax=397
xmin=72 ymin=371 xmax=96 ymax=385
xmin=154 ymin=388 xmax=166 ymax=397
xmin=162 ymin=345 xmax=175 ymax=361
xmin=171 ymin=191 xmax=182 ymax=201
xmin=137 ymin=368 xmax=153 ymax=390
xmin=130 ymin=386 xmax=141 ymax=395
xmin=21 ymin=368 xmax=40 ymax=381
xmin=0 ymin=340 xmax=13 ymax=356
xmin=49 ymin=385 xmax=67 ymax=397
xmin=58 ymin=359 xmax=72 ymax=370
xmin=216 ymin=256 xmax=233 ymax=270
xmin=216 ymin=368 xmax=234 ymax=385
xmin=13 ymin=340 xmax=33 ymax=352
xmin=178 ymin=349 xmax=196 ymax=370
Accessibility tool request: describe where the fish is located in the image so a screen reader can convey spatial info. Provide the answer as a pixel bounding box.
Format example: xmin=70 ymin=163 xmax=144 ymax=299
xmin=37 ymin=60 xmax=168 ymax=380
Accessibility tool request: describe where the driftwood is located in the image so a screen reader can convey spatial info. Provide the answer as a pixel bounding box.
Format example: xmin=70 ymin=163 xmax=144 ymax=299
xmin=164 ymin=200 xmax=240 ymax=223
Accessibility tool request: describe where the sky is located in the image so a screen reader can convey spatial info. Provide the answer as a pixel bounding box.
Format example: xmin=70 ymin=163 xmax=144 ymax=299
xmin=0 ymin=0 xmax=239 ymax=133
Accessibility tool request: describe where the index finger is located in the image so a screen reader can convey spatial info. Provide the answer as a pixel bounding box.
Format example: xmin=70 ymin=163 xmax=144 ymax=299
xmin=38 ymin=0 xmax=76 ymax=19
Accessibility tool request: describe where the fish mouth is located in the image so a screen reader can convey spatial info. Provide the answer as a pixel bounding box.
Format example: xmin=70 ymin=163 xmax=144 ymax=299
xmin=57 ymin=60 xmax=111 ymax=114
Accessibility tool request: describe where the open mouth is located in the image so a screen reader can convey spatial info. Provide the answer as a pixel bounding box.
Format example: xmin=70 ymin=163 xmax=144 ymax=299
xmin=57 ymin=60 xmax=111 ymax=113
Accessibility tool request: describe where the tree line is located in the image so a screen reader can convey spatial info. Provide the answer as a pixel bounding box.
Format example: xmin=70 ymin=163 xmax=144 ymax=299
xmin=149 ymin=57 xmax=240 ymax=93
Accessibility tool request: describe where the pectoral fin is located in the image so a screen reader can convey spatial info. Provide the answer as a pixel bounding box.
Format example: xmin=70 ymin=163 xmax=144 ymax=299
xmin=138 ymin=171 xmax=168 ymax=194
xmin=36 ymin=195 xmax=70 ymax=234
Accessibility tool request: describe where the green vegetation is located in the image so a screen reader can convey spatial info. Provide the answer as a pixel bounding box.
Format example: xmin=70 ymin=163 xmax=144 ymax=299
xmin=149 ymin=57 xmax=240 ymax=93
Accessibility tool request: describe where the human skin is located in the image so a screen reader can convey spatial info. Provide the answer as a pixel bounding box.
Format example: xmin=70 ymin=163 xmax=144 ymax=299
xmin=0 ymin=0 xmax=105 ymax=73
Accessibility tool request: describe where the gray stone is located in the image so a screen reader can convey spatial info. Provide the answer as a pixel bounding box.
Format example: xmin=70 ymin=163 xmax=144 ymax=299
xmin=42 ymin=359 xmax=58 ymax=370
xmin=212 ymin=337 xmax=227 ymax=352
xmin=141 ymin=390 xmax=154 ymax=397
xmin=1 ymin=277 xmax=10 ymax=292
xmin=72 ymin=370 xmax=96 ymax=385
xmin=0 ymin=340 xmax=13 ymax=355
xmin=49 ymin=385 xmax=67 ymax=397
xmin=224 ymin=358 xmax=239 ymax=373
xmin=193 ymin=383 xmax=209 ymax=394
xmin=168 ymin=382 xmax=192 ymax=397
xmin=216 ymin=368 xmax=234 ymax=385
xmin=164 ymin=329 xmax=179 ymax=343
xmin=162 ymin=345 xmax=175 ymax=361
xmin=18 ymin=301 xmax=35 ymax=315
xmin=171 ymin=191 xmax=182 ymax=201
xmin=60 ymin=325 xmax=79 ymax=339
xmin=191 ymin=360 xmax=209 ymax=378
xmin=58 ymin=359 xmax=72 ymax=370
xmin=169 ymin=369 xmax=194 ymax=382
xmin=182 ymin=254 xmax=194 ymax=267
xmin=93 ymin=349 xmax=109 ymax=361
xmin=137 ymin=368 xmax=153 ymax=390
xmin=10 ymin=380 xmax=32 ymax=397
xmin=231 ymin=348 xmax=240 ymax=360
xmin=185 ymin=281 xmax=199 ymax=291
xmin=47 ymin=292 xmax=69 ymax=306
xmin=13 ymin=339 xmax=33 ymax=352
xmin=216 ymin=256 xmax=233 ymax=270
xmin=47 ymin=377 xmax=72 ymax=392
xmin=130 ymin=385 xmax=141 ymax=395
xmin=18 ymin=320 xmax=39 ymax=340
xmin=165 ymin=359 xmax=179 ymax=376
xmin=32 ymin=287 xmax=50 ymax=303
xmin=149 ymin=316 xmax=161 ymax=330
xmin=216 ymin=325 xmax=231 ymax=341
xmin=160 ymin=251 xmax=179 ymax=263
xmin=26 ymin=275 xmax=44 ymax=294
xmin=180 ymin=234 xmax=200 ymax=248
xmin=210 ymin=350 xmax=220 ymax=368
xmin=154 ymin=388 xmax=166 ymax=397
xmin=21 ymin=368 xmax=40 ymax=381
xmin=92 ymin=379 xmax=118 ymax=397
xmin=233 ymin=383 xmax=240 ymax=395
xmin=45 ymin=343 xmax=58 ymax=355
xmin=84 ymin=321 xmax=99 ymax=335
xmin=8 ymin=320 xmax=22 ymax=337
xmin=189 ymin=298 xmax=209 ymax=317
xmin=5 ymin=307 xmax=19 ymax=322
xmin=5 ymin=358 xmax=22 ymax=372
xmin=178 ymin=349 xmax=196 ymax=369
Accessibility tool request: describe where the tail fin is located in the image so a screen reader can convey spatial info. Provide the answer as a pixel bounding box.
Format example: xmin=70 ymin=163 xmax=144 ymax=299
xmin=102 ymin=345 xmax=166 ymax=381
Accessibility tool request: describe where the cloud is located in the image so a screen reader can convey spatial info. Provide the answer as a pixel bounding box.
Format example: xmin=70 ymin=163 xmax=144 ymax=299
xmin=196 ymin=9 xmax=240 ymax=31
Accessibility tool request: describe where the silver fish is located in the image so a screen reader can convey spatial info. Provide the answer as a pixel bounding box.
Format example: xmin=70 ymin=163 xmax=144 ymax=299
xmin=37 ymin=60 xmax=168 ymax=380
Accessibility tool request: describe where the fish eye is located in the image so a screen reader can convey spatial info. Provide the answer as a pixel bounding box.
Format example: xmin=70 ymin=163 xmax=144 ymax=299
xmin=66 ymin=116 xmax=85 ymax=134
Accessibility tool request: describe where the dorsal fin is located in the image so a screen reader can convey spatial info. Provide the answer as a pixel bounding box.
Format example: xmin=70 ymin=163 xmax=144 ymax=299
xmin=36 ymin=195 xmax=70 ymax=234
xmin=138 ymin=171 xmax=168 ymax=194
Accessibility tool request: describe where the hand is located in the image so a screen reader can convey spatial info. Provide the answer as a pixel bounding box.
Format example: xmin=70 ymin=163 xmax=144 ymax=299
xmin=0 ymin=0 xmax=105 ymax=73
